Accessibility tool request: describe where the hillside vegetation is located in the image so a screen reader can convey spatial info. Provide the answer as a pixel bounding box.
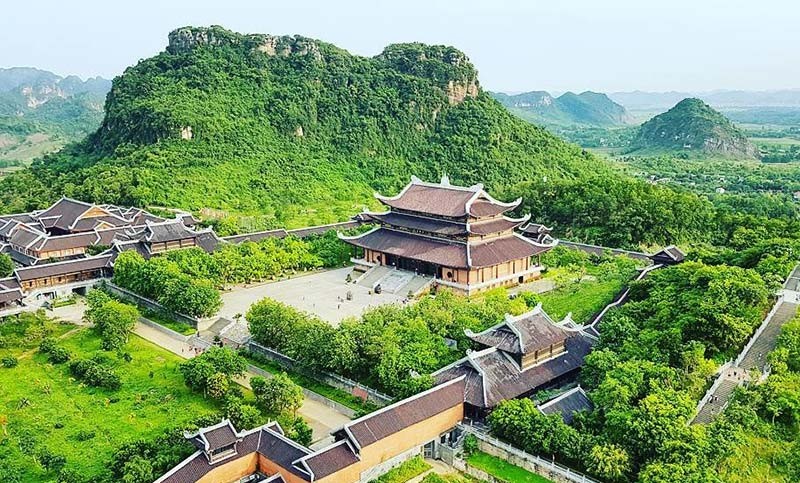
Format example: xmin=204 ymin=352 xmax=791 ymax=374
xmin=0 ymin=26 xmax=713 ymax=248
xmin=629 ymin=98 xmax=760 ymax=159
xmin=492 ymin=90 xmax=631 ymax=127
xmin=0 ymin=68 xmax=110 ymax=167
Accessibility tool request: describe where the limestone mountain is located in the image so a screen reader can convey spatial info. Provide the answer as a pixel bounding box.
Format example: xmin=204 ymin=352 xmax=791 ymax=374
xmin=0 ymin=26 xmax=712 ymax=248
xmin=629 ymin=98 xmax=760 ymax=159
xmin=491 ymin=90 xmax=632 ymax=126
xmin=0 ymin=68 xmax=111 ymax=164
xmin=0 ymin=26 xmax=590 ymax=222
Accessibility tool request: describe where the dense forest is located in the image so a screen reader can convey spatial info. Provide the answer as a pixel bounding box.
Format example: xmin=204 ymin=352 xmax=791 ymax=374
xmin=0 ymin=25 xmax=743 ymax=250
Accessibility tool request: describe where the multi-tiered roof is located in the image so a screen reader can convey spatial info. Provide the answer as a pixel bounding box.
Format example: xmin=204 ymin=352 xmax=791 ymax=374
xmin=340 ymin=176 xmax=554 ymax=269
xmin=434 ymin=304 xmax=596 ymax=409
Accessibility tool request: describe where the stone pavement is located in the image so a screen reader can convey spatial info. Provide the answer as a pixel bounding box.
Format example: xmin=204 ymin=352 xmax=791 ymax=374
xmin=218 ymin=267 xmax=405 ymax=326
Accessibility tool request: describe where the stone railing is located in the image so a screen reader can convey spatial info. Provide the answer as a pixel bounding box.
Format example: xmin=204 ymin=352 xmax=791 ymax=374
xmin=735 ymin=294 xmax=785 ymax=367
xmin=692 ymin=360 xmax=734 ymax=419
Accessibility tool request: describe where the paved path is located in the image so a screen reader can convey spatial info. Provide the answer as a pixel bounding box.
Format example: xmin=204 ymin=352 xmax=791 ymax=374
xmin=132 ymin=321 xmax=350 ymax=443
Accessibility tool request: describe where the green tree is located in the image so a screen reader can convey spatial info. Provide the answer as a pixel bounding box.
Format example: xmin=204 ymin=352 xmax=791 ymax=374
xmin=584 ymin=443 xmax=630 ymax=482
xmin=0 ymin=254 xmax=13 ymax=277
xmin=85 ymin=293 xmax=139 ymax=351
xmin=251 ymin=373 xmax=304 ymax=416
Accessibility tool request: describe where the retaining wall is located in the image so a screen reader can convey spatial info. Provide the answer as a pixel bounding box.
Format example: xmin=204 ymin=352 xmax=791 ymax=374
xmin=247 ymin=341 xmax=392 ymax=405
xmin=105 ymin=282 xmax=210 ymax=329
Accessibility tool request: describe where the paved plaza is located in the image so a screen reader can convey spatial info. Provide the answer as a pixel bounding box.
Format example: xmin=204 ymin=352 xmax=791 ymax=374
xmin=218 ymin=267 xmax=407 ymax=326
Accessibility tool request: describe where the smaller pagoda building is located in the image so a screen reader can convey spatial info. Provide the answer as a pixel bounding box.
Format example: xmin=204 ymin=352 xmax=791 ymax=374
xmin=339 ymin=176 xmax=556 ymax=295
xmin=433 ymin=304 xmax=596 ymax=421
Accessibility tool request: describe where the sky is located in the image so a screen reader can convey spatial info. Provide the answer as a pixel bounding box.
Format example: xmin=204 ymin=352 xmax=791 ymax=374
xmin=2 ymin=0 xmax=798 ymax=93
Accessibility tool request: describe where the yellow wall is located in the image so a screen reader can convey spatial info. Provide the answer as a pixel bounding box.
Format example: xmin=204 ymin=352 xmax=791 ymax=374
xmin=196 ymin=453 xmax=258 ymax=483
xmin=317 ymin=402 xmax=464 ymax=483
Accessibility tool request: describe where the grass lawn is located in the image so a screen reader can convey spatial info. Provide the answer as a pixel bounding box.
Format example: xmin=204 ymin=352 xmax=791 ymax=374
xmin=537 ymin=275 xmax=625 ymax=323
xmin=372 ymin=455 xmax=431 ymax=483
xmin=0 ymin=328 xmax=219 ymax=482
xmin=0 ymin=312 xmax=75 ymax=358
xmin=467 ymin=451 xmax=553 ymax=483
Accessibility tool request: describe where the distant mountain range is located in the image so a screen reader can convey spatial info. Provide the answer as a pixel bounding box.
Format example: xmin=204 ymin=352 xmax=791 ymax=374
xmin=0 ymin=68 xmax=111 ymax=164
xmin=609 ymin=89 xmax=800 ymax=110
xmin=490 ymin=90 xmax=632 ymax=127
xmin=629 ymin=98 xmax=760 ymax=159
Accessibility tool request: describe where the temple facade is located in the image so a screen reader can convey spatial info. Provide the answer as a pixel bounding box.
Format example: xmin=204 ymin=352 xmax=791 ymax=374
xmin=340 ymin=176 xmax=556 ymax=295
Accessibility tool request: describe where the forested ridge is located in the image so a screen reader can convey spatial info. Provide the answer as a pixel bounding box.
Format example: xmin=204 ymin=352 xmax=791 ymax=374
xmin=0 ymin=25 xmax=716 ymax=248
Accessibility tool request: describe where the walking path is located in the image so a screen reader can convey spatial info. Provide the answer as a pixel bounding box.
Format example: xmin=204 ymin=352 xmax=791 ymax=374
xmin=692 ymin=270 xmax=800 ymax=425
xmin=132 ymin=321 xmax=350 ymax=443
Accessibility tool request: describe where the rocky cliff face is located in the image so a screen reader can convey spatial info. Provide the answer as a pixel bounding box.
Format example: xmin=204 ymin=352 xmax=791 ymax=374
xmin=167 ymin=26 xmax=322 ymax=61
xmin=377 ymin=43 xmax=480 ymax=105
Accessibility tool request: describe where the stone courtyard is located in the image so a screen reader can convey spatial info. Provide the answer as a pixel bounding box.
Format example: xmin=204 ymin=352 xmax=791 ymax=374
xmin=217 ymin=266 xmax=407 ymax=326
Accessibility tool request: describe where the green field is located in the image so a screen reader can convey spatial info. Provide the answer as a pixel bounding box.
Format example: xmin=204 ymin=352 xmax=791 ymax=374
xmin=0 ymin=327 xmax=218 ymax=482
xmin=467 ymin=451 xmax=553 ymax=483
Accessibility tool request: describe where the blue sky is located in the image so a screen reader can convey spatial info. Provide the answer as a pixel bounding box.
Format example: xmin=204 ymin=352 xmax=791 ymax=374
xmin=2 ymin=0 xmax=798 ymax=92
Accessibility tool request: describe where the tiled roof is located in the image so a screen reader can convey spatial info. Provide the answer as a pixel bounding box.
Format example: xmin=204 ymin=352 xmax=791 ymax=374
xmin=15 ymin=254 xmax=112 ymax=282
xmin=8 ymin=226 xmax=45 ymax=248
xmin=32 ymin=232 xmax=97 ymax=253
xmin=652 ymin=245 xmax=685 ymax=264
xmin=470 ymin=235 xmax=548 ymax=268
xmin=378 ymin=183 xmax=478 ymax=218
xmin=466 ymin=305 xmax=568 ymax=355
xmin=537 ymin=386 xmax=593 ymax=424
xmin=434 ymin=333 xmax=594 ymax=408
xmin=0 ymin=288 xmax=23 ymax=304
xmin=366 ymin=211 xmax=467 ymax=236
xmin=469 ymin=199 xmax=513 ymax=218
xmin=188 ymin=420 xmax=240 ymax=452
xmin=469 ymin=216 xmax=528 ymax=236
xmin=145 ymin=221 xmax=198 ymax=243
xmin=342 ymin=376 xmax=465 ymax=449
xmin=342 ymin=228 xmax=469 ymax=268
xmin=0 ymin=277 xmax=21 ymax=290
xmin=34 ymin=197 xmax=94 ymax=232
xmin=159 ymin=422 xmax=309 ymax=483
xmin=297 ymin=440 xmax=359 ymax=480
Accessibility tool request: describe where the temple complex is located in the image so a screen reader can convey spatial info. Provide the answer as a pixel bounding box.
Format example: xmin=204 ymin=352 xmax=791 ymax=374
xmin=340 ymin=176 xmax=556 ymax=295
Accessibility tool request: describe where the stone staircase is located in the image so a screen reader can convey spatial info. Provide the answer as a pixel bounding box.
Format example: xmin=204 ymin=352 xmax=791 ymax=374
xmin=356 ymin=265 xmax=394 ymax=289
xmin=692 ymin=295 xmax=799 ymax=425
xmin=693 ymin=378 xmax=740 ymax=424
xmin=738 ymin=301 xmax=798 ymax=371
xmin=403 ymin=275 xmax=434 ymax=297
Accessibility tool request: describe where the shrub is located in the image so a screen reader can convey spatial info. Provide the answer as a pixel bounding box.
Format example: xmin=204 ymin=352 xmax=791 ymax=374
xmin=74 ymin=430 xmax=96 ymax=442
xmin=463 ymin=434 xmax=478 ymax=456
xmin=47 ymin=346 xmax=71 ymax=364
xmin=39 ymin=337 xmax=57 ymax=354
xmin=68 ymin=357 xmax=121 ymax=390
xmin=1 ymin=356 xmax=18 ymax=368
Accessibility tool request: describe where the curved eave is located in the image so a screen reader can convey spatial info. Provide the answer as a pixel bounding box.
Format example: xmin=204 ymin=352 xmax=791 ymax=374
xmin=515 ymin=232 xmax=559 ymax=249
xmin=467 ymin=213 xmax=531 ymax=235
xmin=336 ymin=225 xmax=381 ymax=241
